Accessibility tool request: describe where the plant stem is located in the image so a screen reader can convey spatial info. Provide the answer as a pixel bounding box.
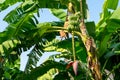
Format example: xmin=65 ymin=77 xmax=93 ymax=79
xmin=72 ymin=31 xmax=76 ymax=61
xmin=102 ymin=58 xmax=109 ymax=73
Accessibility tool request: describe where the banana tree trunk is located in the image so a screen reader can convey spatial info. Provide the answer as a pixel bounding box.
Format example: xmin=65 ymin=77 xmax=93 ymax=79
xmin=79 ymin=0 xmax=102 ymax=80
xmin=80 ymin=21 xmax=102 ymax=80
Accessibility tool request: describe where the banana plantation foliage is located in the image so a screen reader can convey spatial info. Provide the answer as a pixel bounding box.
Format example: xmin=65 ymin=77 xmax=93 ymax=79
xmin=0 ymin=0 xmax=120 ymax=80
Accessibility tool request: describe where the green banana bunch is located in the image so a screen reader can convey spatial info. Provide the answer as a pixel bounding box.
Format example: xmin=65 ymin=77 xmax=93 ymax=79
xmin=67 ymin=12 xmax=81 ymax=32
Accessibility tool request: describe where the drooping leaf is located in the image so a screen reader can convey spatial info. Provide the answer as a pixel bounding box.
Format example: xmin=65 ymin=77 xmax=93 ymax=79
xmin=3 ymin=7 xmax=24 ymax=24
xmin=0 ymin=0 xmax=23 ymax=11
xmin=2 ymin=0 xmax=40 ymax=25
xmin=43 ymin=38 xmax=87 ymax=62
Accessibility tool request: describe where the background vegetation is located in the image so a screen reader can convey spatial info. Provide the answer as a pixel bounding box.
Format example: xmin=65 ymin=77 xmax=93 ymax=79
xmin=0 ymin=0 xmax=120 ymax=80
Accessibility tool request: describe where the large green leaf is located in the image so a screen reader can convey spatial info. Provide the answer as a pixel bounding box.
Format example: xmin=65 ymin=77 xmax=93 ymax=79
xmin=17 ymin=60 xmax=66 ymax=80
xmin=3 ymin=1 xmax=39 ymax=24
xmin=50 ymin=9 xmax=66 ymax=21
xmin=96 ymin=7 xmax=120 ymax=57
xmin=3 ymin=7 xmax=23 ymax=24
xmin=103 ymin=0 xmax=119 ymax=10
xmin=43 ymin=38 xmax=87 ymax=62
xmin=19 ymin=21 xmax=65 ymax=73
xmin=0 ymin=0 xmax=23 ymax=11
xmin=106 ymin=21 xmax=120 ymax=33
xmin=1 ymin=13 xmax=38 ymax=42
xmin=37 ymin=0 xmax=66 ymax=9
xmin=97 ymin=0 xmax=119 ymax=28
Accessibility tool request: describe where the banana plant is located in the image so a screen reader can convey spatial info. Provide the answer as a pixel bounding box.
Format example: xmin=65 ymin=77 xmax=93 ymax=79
xmin=0 ymin=0 xmax=120 ymax=80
